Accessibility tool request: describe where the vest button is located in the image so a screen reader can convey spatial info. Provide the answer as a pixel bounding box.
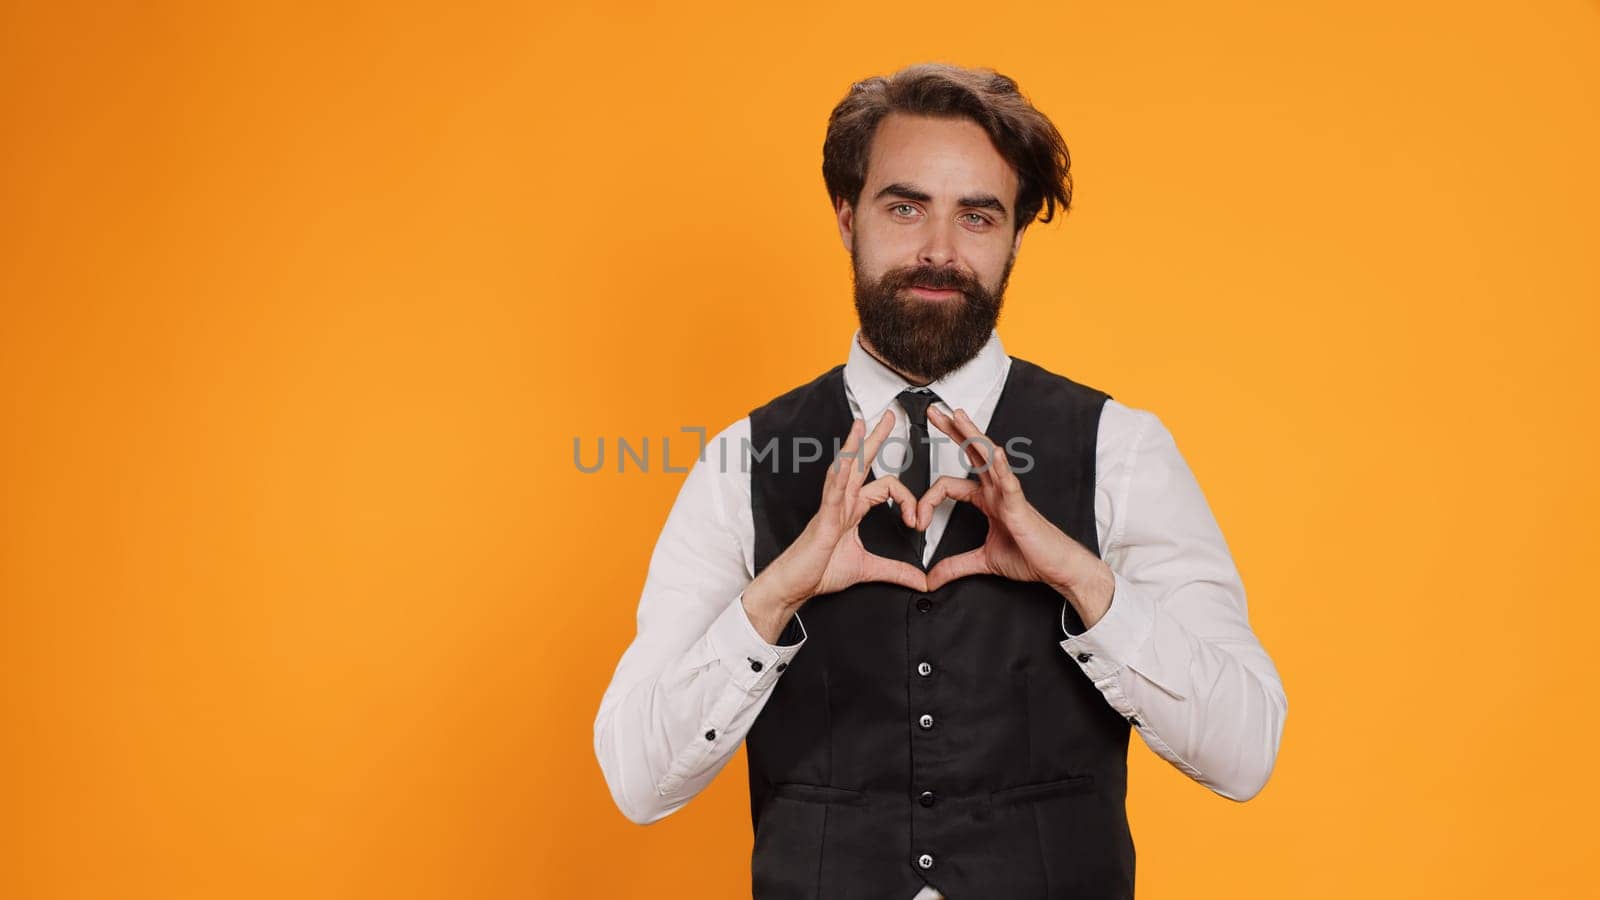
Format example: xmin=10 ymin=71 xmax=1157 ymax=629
xmin=704 ymin=729 xmax=716 ymax=741
xmin=749 ymin=658 xmax=764 ymax=672
xmin=919 ymin=713 xmax=934 ymax=729
xmin=917 ymin=853 xmax=934 ymax=869
xmin=916 ymin=596 xmax=933 ymax=612
xmin=919 ymin=790 xmax=936 ymax=807
xmin=917 ymin=661 xmax=932 ymax=677
xmin=776 ymin=662 xmax=787 ymax=672
xmin=1076 ymin=652 xmax=1093 ymax=663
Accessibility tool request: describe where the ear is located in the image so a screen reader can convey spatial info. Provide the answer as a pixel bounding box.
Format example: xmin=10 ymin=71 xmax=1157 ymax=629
xmin=1011 ymin=221 xmax=1029 ymax=257
xmin=835 ymin=197 xmax=855 ymax=253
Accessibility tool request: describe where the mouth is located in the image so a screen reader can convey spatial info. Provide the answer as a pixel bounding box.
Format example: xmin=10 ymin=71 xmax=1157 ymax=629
xmin=906 ymin=285 xmax=962 ymax=300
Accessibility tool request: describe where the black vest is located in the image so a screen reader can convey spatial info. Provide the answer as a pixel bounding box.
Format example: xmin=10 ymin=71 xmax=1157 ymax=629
xmin=743 ymin=356 xmax=1135 ymax=900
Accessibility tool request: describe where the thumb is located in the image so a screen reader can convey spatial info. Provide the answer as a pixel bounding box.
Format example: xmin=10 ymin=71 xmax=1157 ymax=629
xmin=926 ymin=548 xmax=988 ymax=592
xmin=861 ymin=552 xmax=928 ymax=593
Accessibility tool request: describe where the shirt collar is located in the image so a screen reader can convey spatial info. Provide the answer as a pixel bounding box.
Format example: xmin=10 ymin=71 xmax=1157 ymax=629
xmin=843 ymin=327 xmax=1009 ymax=423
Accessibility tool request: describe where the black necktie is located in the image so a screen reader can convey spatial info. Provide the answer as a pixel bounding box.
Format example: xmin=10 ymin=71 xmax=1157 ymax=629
xmin=895 ymin=388 xmax=941 ymax=565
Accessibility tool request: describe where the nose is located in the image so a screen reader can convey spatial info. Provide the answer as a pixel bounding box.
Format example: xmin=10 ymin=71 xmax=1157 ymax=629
xmin=917 ymin=216 xmax=959 ymax=269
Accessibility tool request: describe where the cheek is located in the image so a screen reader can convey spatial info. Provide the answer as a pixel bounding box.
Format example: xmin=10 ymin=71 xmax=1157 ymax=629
xmin=974 ymin=242 xmax=1014 ymax=282
xmin=852 ymin=243 xmax=900 ymax=284
xmin=857 ymin=223 xmax=922 ymax=266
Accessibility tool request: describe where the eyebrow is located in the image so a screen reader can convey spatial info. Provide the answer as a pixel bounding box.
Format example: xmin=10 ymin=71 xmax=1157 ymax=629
xmin=871 ymin=181 xmax=1010 ymax=221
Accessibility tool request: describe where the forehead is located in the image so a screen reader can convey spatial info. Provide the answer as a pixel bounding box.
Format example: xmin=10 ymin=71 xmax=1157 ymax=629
xmin=863 ymin=113 xmax=1018 ymax=204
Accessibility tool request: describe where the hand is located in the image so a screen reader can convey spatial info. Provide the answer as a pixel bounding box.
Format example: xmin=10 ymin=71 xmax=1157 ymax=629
xmin=916 ymin=406 xmax=1114 ymax=627
xmin=743 ymin=411 xmax=927 ymax=638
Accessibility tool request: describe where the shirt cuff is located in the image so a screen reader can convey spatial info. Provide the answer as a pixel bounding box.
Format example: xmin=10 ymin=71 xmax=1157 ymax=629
xmin=706 ymin=591 xmax=808 ymax=694
xmin=1059 ymin=570 xmax=1154 ymax=684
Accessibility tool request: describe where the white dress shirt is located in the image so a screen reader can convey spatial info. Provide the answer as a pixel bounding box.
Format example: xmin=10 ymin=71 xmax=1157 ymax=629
xmin=594 ymin=330 xmax=1287 ymax=900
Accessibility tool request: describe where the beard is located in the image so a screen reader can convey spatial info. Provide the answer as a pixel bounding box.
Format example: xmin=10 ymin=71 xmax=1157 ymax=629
xmin=851 ymin=249 xmax=1014 ymax=382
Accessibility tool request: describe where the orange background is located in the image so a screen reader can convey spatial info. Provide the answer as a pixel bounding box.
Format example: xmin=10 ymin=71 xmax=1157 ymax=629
xmin=3 ymin=1 xmax=1598 ymax=897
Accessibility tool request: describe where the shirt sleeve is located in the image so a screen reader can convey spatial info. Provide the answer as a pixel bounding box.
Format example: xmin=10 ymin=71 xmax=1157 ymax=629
xmin=1058 ymin=406 xmax=1288 ymax=801
xmin=592 ymin=417 xmax=809 ymax=825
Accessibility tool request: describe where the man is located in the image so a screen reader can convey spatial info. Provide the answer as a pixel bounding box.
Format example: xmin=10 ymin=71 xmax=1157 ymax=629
xmin=594 ymin=62 xmax=1286 ymax=899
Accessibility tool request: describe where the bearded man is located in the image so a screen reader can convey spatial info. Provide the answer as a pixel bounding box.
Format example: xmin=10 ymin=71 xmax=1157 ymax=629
xmin=594 ymin=61 xmax=1287 ymax=900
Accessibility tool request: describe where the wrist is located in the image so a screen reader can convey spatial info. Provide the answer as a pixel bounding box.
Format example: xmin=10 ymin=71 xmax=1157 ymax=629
xmin=1048 ymin=560 xmax=1115 ymax=629
xmin=745 ymin=566 xmax=810 ymax=616
xmin=742 ymin=575 xmax=807 ymax=645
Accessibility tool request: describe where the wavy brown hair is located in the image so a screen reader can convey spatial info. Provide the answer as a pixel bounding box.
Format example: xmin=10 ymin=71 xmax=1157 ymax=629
xmin=822 ymin=62 xmax=1073 ymax=234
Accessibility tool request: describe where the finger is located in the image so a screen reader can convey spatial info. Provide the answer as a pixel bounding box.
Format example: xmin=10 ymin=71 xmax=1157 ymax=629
xmin=916 ymin=474 xmax=983 ymax=530
xmin=926 ymin=405 xmax=984 ymax=477
xmin=852 ymin=407 xmax=896 ymax=490
xmin=860 ymin=552 xmax=929 ymax=593
xmin=928 ymin=406 xmax=995 ymax=484
xmin=838 ymin=416 xmax=866 ymax=466
xmin=947 ymin=406 xmax=1011 ymax=486
xmin=859 ymin=474 xmax=919 ymax=528
xmin=950 ymin=407 xmax=998 ymax=481
xmin=823 ymin=418 xmax=865 ymax=512
xmin=926 ymin=548 xmax=989 ymax=592
xmin=926 ymin=403 xmax=961 ymax=442
xmin=959 ymin=410 xmax=1021 ymax=498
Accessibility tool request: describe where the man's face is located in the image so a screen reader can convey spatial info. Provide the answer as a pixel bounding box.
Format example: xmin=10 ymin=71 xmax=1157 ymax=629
xmin=837 ymin=113 xmax=1027 ymax=382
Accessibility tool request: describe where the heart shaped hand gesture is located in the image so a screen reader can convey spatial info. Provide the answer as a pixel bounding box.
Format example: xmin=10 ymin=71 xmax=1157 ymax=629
xmin=744 ymin=411 xmax=928 ymax=623
xmin=914 ymin=406 xmax=1111 ymax=620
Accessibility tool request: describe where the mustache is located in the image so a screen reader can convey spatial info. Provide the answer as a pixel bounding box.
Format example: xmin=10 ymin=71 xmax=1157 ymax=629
xmin=887 ymin=267 xmax=979 ymax=293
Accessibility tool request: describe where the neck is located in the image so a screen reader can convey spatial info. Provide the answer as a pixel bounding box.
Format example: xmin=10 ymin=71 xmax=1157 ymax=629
xmin=857 ymin=333 xmax=932 ymax=387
